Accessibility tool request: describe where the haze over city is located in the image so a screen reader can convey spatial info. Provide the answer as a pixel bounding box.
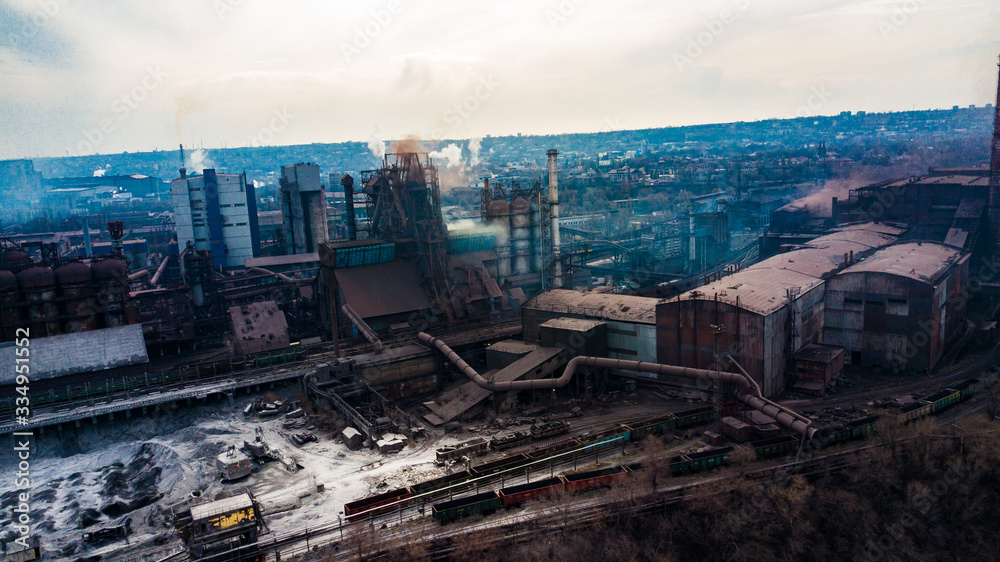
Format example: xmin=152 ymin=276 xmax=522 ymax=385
xmin=2 ymin=0 xmax=999 ymax=159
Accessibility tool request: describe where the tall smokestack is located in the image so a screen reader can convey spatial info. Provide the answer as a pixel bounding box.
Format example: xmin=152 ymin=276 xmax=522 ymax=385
xmin=990 ymin=55 xmax=1000 ymax=259
xmin=179 ymin=143 xmax=187 ymax=179
xmin=547 ymin=149 xmax=563 ymax=287
xmin=82 ymin=217 xmax=92 ymax=258
xmin=341 ymin=174 xmax=357 ymax=240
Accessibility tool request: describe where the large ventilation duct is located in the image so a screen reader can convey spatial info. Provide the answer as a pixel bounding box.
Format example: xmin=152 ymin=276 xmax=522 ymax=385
xmin=417 ymin=332 xmax=823 ymax=444
xmin=547 ymin=149 xmax=562 ymax=288
xmin=343 ymin=304 xmax=383 ymax=353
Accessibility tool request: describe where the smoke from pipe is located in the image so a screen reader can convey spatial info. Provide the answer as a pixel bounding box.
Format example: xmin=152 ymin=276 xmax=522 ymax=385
xmin=188 ymin=149 xmax=214 ymax=173
xmin=368 ymin=128 xmax=386 ymax=160
xmin=429 ymin=143 xmax=463 ymax=168
xmin=468 ymin=136 xmax=482 ymax=166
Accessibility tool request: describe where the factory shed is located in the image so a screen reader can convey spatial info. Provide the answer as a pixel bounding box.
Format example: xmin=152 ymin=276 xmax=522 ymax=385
xmin=792 ymin=343 xmax=845 ymax=396
xmin=656 ymin=223 xmax=902 ymax=397
xmin=522 ymin=289 xmax=657 ymax=362
xmin=0 ymin=324 xmax=148 ymax=384
xmin=823 ymin=242 xmax=968 ymax=373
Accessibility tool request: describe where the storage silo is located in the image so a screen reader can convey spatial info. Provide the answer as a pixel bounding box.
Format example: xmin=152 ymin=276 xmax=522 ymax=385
xmin=511 ymin=197 xmax=532 ymax=275
xmin=56 ymin=261 xmax=94 ymax=333
xmin=3 ymin=249 xmax=31 ymax=271
xmin=486 ymin=199 xmax=511 ymax=279
xmin=531 ymin=196 xmax=543 ymax=273
xmin=17 ymin=266 xmax=59 ymax=337
xmin=92 ymin=259 xmax=129 ymax=327
xmin=0 ymin=270 xmax=19 ymax=340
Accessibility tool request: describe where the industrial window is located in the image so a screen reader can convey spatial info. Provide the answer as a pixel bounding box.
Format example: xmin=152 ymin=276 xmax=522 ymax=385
xmin=888 ymin=298 xmax=907 ymax=305
xmin=844 ymin=298 xmax=863 ymax=305
xmin=869 ymin=300 xmax=884 ymax=306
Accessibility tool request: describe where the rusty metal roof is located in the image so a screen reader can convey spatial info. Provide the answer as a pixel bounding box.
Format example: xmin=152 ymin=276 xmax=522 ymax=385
xmin=796 ymin=343 xmax=844 ymax=363
xmin=525 ymin=289 xmax=658 ymax=324
xmin=335 ymin=261 xmax=431 ymax=319
xmin=837 ymin=242 xmax=966 ymax=285
xmin=886 ymin=174 xmax=990 ymax=188
xmin=677 ymin=223 xmax=902 ymax=315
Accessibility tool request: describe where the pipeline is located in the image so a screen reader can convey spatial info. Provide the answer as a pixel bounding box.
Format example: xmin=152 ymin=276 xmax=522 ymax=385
xmin=247 ymin=266 xmax=295 ymax=284
xmin=128 ymin=269 xmax=151 ymax=282
xmin=150 ymin=254 xmax=172 ymax=287
xmin=343 ymin=304 xmax=383 ymax=353
xmin=417 ymin=332 xmax=822 ymax=444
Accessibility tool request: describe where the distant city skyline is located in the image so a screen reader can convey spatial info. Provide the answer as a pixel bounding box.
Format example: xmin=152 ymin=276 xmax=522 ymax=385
xmin=1 ymin=0 xmax=998 ymax=160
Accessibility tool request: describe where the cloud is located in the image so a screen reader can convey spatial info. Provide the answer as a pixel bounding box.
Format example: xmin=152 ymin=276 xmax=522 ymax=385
xmin=1 ymin=0 xmax=998 ymax=158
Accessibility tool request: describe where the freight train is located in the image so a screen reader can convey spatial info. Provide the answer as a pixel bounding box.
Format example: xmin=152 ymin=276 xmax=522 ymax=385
xmin=345 ymin=405 xmax=724 ymax=521
xmin=345 ymin=368 xmax=999 ymax=523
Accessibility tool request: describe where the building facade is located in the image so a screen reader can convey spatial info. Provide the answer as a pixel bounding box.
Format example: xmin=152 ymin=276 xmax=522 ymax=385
xmin=823 ymin=242 xmax=968 ymax=373
xmin=280 ymin=163 xmax=328 ymax=254
xmin=171 ymin=169 xmax=260 ymax=269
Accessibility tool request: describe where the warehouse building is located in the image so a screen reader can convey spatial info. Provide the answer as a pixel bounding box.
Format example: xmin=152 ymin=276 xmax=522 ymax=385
xmin=823 ymin=241 xmax=968 ymax=373
xmin=656 ymin=223 xmax=903 ymax=397
xmin=522 ymin=289 xmax=657 ymax=362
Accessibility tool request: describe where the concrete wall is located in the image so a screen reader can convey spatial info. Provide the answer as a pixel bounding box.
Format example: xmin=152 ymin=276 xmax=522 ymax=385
xmin=171 ymin=173 xmax=255 ymax=268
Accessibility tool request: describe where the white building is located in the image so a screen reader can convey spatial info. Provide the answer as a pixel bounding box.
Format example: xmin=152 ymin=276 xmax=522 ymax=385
xmin=171 ymin=169 xmax=260 ymax=269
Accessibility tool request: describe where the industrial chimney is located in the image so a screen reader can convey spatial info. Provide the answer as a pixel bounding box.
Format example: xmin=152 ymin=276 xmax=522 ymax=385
xmin=179 ymin=143 xmax=187 ymax=179
xmin=340 ymin=174 xmax=358 ymax=240
xmin=990 ymin=55 xmax=1000 ymax=261
xmin=547 ymin=149 xmax=563 ymax=287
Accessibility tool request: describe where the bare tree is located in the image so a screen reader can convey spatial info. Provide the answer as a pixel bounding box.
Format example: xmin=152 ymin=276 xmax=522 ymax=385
xmin=640 ymin=434 xmax=666 ymax=491
xmin=987 ymin=389 xmax=1000 ymax=421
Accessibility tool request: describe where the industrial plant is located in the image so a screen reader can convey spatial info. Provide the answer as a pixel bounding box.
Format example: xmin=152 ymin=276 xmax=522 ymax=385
xmin=2 ymin=42 xmax=1000 ymax=562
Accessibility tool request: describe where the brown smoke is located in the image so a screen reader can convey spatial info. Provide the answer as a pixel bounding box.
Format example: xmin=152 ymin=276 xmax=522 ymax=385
xmin=390 ymin=135 xmax=426 ymax=154
xmin=173 ymin=94 xmax=208 ymax=144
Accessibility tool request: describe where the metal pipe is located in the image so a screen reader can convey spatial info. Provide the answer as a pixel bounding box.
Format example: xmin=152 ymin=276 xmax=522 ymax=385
xmin=247 ymin=266 xmax=295 ymax=284
xmin=128 ymin=269 xmax=150 ymax=282
xmin=547 ymin=149 xmax=562 ymax=288
xmin=150 ymin=255 xmax=172 ymax=287
xmin=418 ymin=332 xmax=822 ymax=444
xmin=343 ymin=304 xmax=383 ymax=353
xmin=82 ymin=218 xmax=92 ymax=258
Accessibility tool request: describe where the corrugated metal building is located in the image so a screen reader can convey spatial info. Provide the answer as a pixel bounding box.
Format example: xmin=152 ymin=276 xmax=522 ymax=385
xmin=522 ymin=289 xmax=657 ymax=362
xmin=656 ymin=223 xmax=903 ymax=396
xmin=823 ymin=241 xmax=968 ymax=373
xmin=171 ymin=169 xmax=261 ymax=268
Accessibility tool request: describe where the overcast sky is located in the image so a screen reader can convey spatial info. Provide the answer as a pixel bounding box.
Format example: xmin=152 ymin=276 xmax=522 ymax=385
xmin=1 ymin=0 xmax=998 ymax=159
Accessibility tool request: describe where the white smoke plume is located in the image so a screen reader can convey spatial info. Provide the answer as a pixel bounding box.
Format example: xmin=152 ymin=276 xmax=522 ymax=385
xmin=188 ymin=148 xmax=214 ymax=173
xmin=93 ymin=167 xmax=107 ymax=177
xmin=368 ymin=128 xmax=386 ymax=160
xmin=468 ymin=137 xmax=482 ymax=167
xmin=429 ymin=143 xmax=463 ymax=168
